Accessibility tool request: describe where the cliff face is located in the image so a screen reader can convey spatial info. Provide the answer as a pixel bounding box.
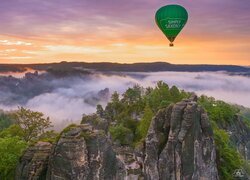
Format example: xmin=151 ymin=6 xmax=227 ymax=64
xmin=15 ymin=142 xmax=52 ymax=179
xmin=226 ymin=115 xmax=250 ymax=161
xmin=144 ymin=96 xmax=218 ymax=180
xmin=46 ymin=124 xmax=124 ymax=180
xmin=15 ymin=96 xmax=220 ymax=180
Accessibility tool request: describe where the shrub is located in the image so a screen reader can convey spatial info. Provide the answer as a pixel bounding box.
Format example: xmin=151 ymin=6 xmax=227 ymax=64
xmin=213 ymin=127 xmax=243 ymax=179
xmin=0 ymin=137 xmax=27 ymax=179
xmin=109 ymin=125 xmax=133 ymax=145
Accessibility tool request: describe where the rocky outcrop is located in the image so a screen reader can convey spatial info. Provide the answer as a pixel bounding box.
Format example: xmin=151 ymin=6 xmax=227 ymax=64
xmin=15 ymin=141 xmax=52 ymax=180
xmin=16 ymin=96 xmax=219 ymax=180
xmin=46 ymin=125 xmax=90 ymax=179
xmin=225 ymin=115 xmax=250 ymax=161
xmin=113 ymin=145 xmax=144 ymax=179
xmin=144 ymin=95 xmax=219 ymax=179
xmin=46 ymin=124 xmax=123 ymax=180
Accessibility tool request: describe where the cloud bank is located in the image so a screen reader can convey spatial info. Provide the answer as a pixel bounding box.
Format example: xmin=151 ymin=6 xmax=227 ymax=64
xmin=0 ymin=71 xmax=250 ymax=129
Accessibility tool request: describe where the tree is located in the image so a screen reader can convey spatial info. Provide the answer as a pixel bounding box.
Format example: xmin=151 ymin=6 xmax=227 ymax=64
xmin=122 ymin=85 xmax=142 ymax=105
xmin=14 ymin=107 xmax=52 ymax=142
xmin=145 ymin=87 xmax=153 ymax=96
xmin=111 ymin=91 xmax=120 ymax=104
xmin=96 ymin=104 xmax=104 ymax=118
xmin=105 ymin=92 xmax=123 ymax=121
xmin=169 ymin=85 xmax=181 ymax=102
xmin=156 ymin=81 xmax=170 ymax=99
xmin=0 ymin=137 xmax=27 ymax=179
xmin=136 ymin=103 xmax=154 ymax=140
xmin=146 ymin=81 xmax=172 ymax=111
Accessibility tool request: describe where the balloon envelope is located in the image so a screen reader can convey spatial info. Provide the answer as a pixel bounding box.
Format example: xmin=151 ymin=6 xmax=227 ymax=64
xmin=155 ymin=4 xmax=188 ymax=46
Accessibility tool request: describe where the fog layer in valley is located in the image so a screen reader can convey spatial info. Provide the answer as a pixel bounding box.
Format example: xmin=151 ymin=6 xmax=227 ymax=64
xmin=1 ymin=71 xmax=250 ymax=129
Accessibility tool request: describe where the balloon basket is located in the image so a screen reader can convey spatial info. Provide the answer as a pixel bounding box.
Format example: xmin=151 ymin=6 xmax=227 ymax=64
xmin=169 ymin=43 xmax=174 ymax=47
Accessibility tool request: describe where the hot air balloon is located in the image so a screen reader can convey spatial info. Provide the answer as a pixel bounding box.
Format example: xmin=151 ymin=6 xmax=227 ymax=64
xmin=155 ymin=4 xmax=188 ymax=47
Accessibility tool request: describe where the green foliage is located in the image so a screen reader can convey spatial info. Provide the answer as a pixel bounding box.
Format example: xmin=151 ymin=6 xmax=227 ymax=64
xmin=0 ymin=122 xmax=57 ymax=145
xmin=169 ymin=85 xmax=181 ymax=102
xmin=243 ymin=118 xmax=250 ymax=128
xmin=82 ymin=114 xmax=99 ymax=125
xmin=213 ymin=126 xmax=243 ymax=180
xmin=81 ymin=114 xmax=108 ymax=132
xmin=236 ymin=105 xmax=250 ymax=128
xmin=199 ymin=96 xmax=244 ymax=179
xmin=136 ymin=104 xmax=154 ymax=140
xmin=96 ymin=104 xmax=104 ymax=118
xmin=103 ymin=83 xmax=248 ymax=179
xmin=14 ymin=107 xmax=52 ymax=142
xmin=103 ymin=82 xmax=188 ymax=145
xmin=198 ymin=95 xmax=239 ymax=124
xmin=37 ymin=130 xmax=59 ymax=144
xmin=0 ymin=82 xmax=248 ymax=179
xmin=122 ymin=85 xmax=142 ymax=105
xmin=0 ymin=112 xmax=14 ymax=131
xmin=109 ymin=125 xmax=133 ymax=145
xmin=123 ymin=119 xmax=139 ymax=135
xmin=0 ymin=108 xmax=54 ymax=179
xmin=146 ymin=82 xmax=189 ymax=112
xmin=121 ymin=85 xmax=145 ymax=116
xmin=146 ymin=81 xmax=170 ymax=111
xmin=111 ymin=91 xmax=120 ymax=103
xmin=105 ymin=91 xmax=123 ymax=121
xmin=0 ymin=137 xmax=27 ymax=180
xmin=0 ymin=124 xmax=24 ymax=138
xmin=61 ymin=124 xmax=78 ymax=135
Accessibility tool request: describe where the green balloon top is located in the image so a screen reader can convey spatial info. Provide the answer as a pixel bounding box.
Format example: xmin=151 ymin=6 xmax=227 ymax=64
xmin=155 ymin=4 xmax=188 ymax=46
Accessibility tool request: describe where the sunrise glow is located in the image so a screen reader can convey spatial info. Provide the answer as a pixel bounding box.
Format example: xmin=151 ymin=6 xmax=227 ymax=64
xmin=0 ymin=0 xmax=249 ymax=65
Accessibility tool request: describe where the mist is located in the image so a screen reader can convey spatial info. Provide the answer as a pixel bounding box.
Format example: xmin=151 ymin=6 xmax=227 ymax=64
xmin=1 ymin=71 xmax=250 ymax=129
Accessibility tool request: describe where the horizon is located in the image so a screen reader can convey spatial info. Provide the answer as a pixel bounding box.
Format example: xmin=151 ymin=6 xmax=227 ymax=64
xmin=0 ymin=61 xmax=249 ymax=67
xmin=0 ymin=0 xmax=249 ymax=65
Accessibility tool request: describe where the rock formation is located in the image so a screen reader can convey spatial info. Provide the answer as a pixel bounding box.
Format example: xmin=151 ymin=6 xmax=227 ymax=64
xmin=144 ymin=95 xmax=219 ymax=180
xmin=224 ymin=115 xmax=250 ymax=161
xmin=46 ymin=124 xmax=124 ymax=180
xmin=15 ymin=141 xmax=52 ymax=179
xmin=15 ymin=96 xmax=220 ymax=180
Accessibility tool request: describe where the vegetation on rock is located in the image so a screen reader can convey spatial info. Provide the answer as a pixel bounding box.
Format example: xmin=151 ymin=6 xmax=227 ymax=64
xmin=199 ymin=95 xmax=249 ymax=179
xmin=0 ymin=107 xmax=53 ymax=179
xmin=0 ymin=81 xmax=249 ymax=179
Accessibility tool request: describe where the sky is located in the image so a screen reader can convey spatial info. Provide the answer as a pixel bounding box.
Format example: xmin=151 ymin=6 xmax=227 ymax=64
xmin=0 ymin=0 xmax=249 ymax=65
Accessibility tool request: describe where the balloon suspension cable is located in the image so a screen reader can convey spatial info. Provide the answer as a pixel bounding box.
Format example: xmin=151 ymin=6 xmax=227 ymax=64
xmin=169 ymin=42 xmax=174 ymax=47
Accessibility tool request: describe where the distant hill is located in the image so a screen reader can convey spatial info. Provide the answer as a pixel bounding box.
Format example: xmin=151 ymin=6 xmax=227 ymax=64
xmin=0 ymin=61 xmax=250 ymax=74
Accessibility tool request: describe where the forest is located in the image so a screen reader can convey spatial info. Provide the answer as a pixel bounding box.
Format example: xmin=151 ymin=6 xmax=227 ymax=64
xmin=0 ymin=81 xmax=250 ymax=179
